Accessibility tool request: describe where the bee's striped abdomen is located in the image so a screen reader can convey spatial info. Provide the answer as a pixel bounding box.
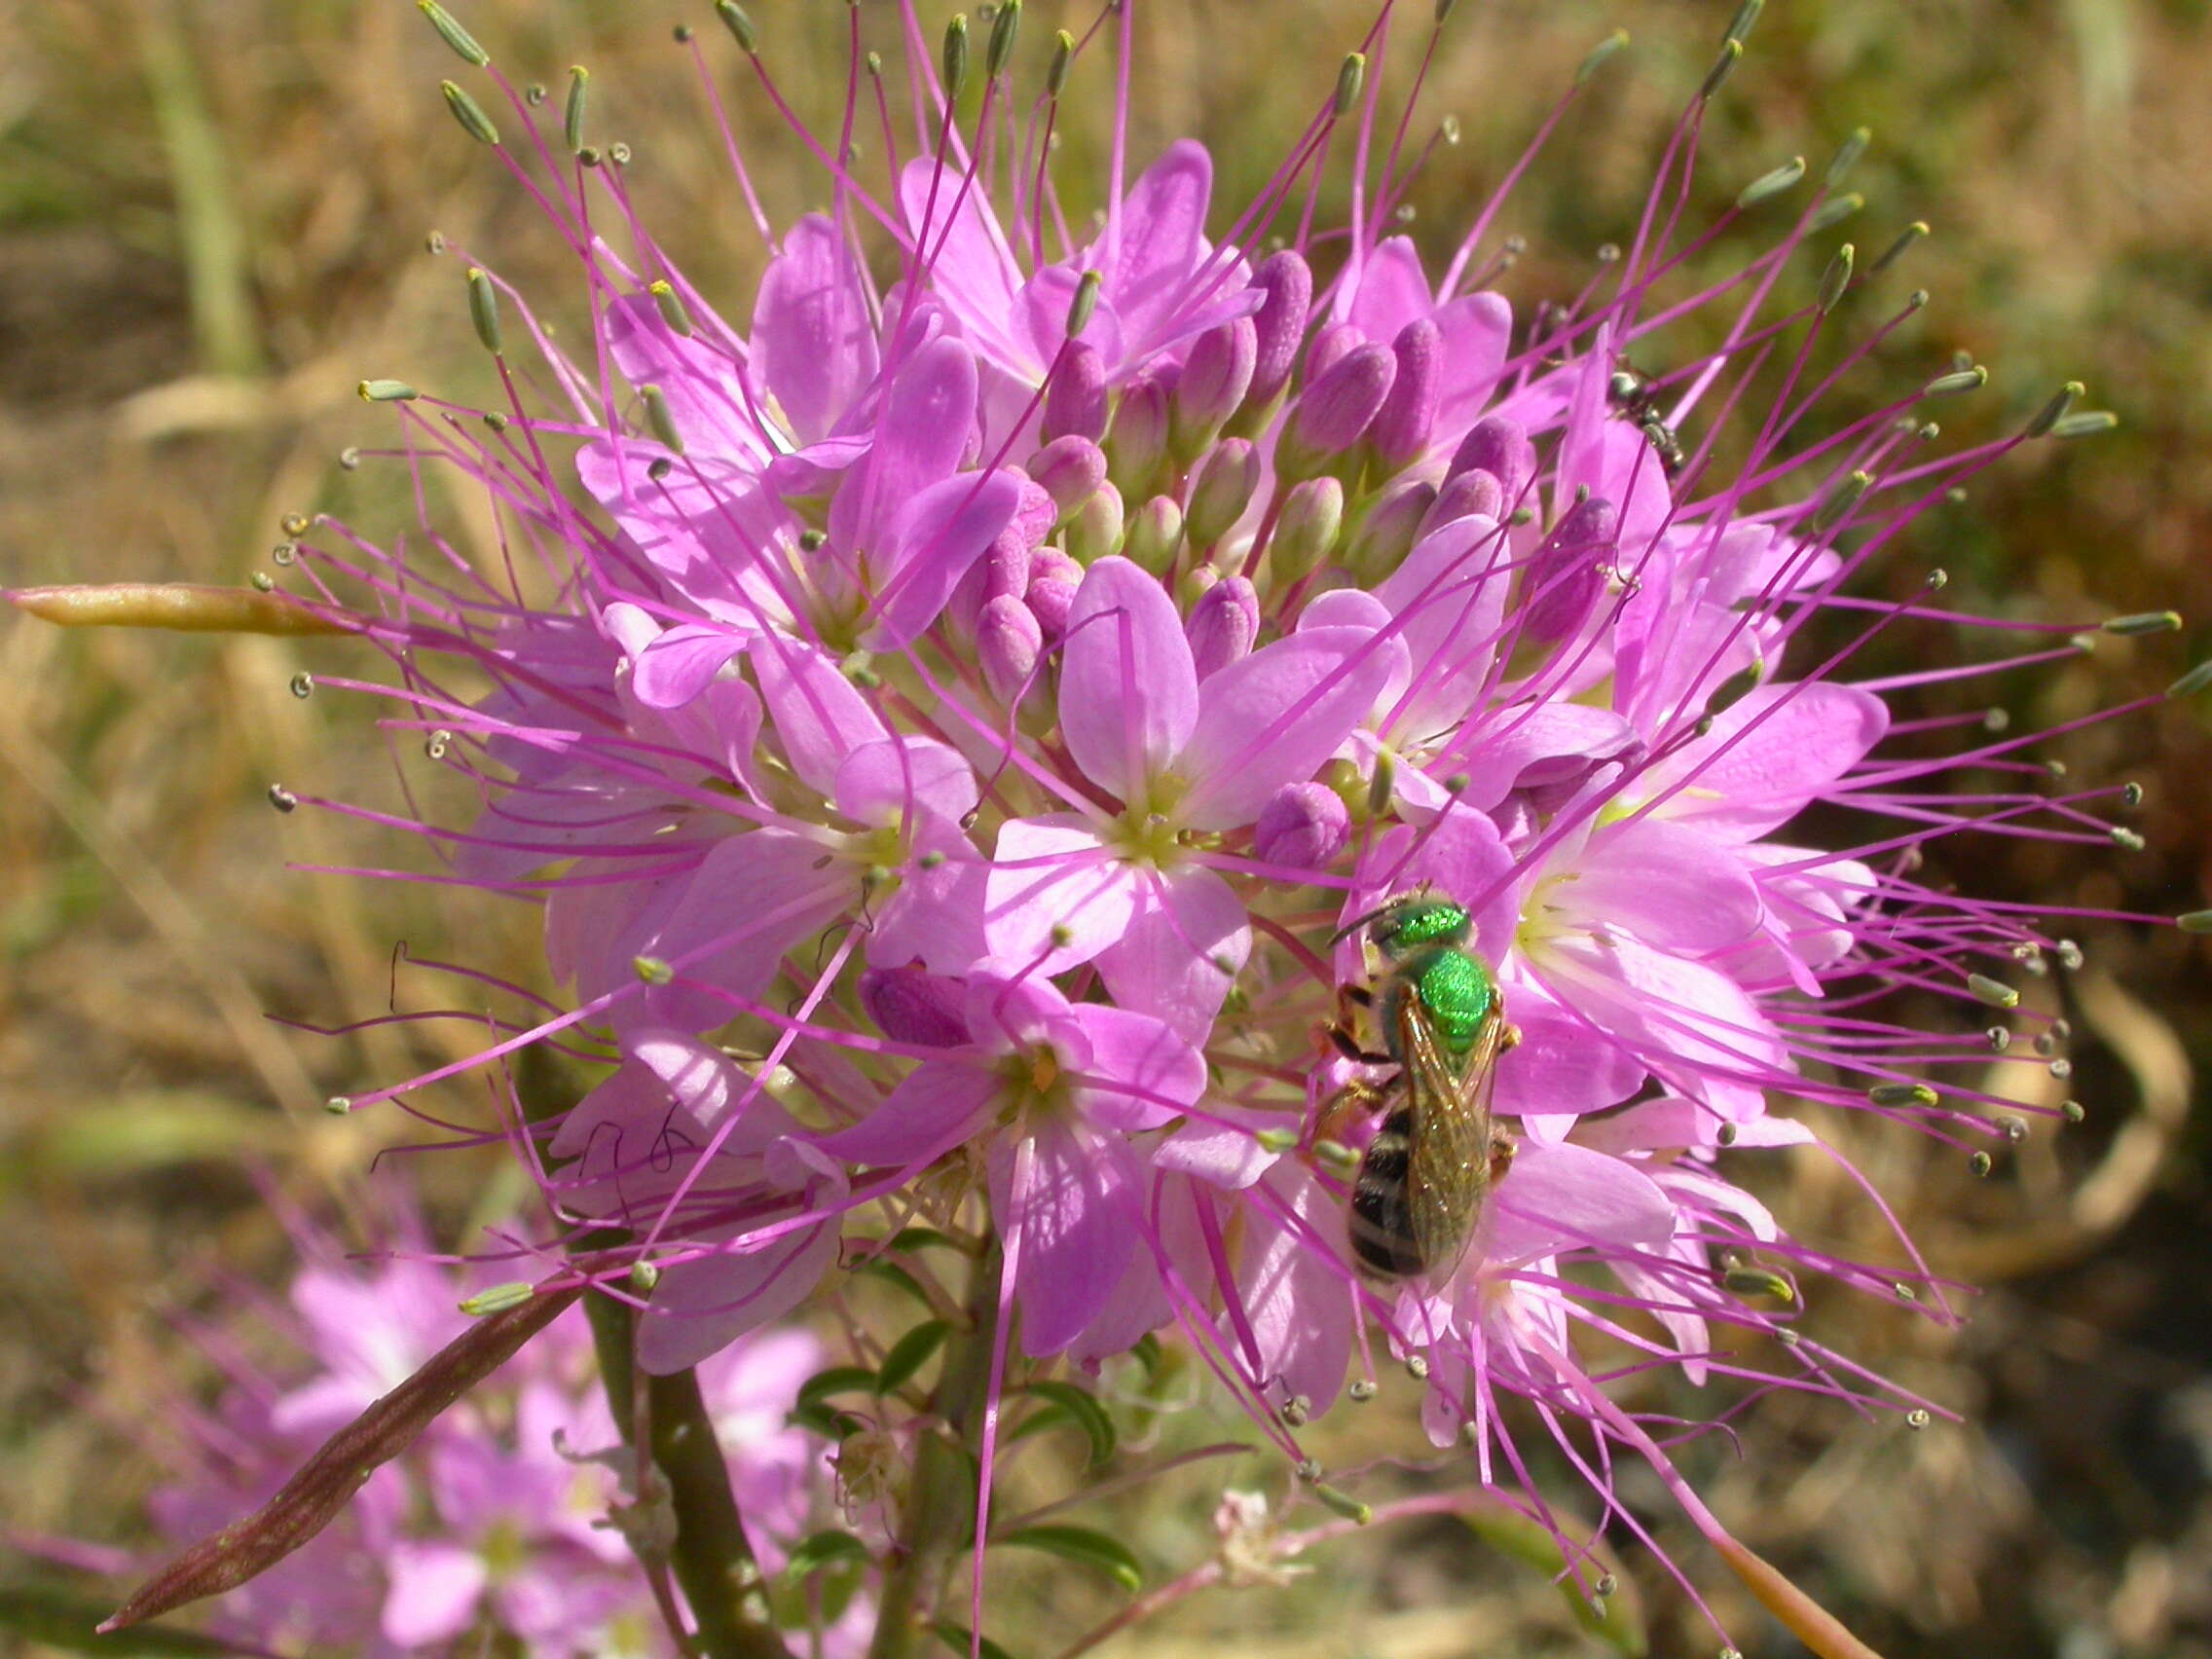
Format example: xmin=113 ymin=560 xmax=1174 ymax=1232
xmin=1348 ymin=1102 xmax=1426 ymax=1279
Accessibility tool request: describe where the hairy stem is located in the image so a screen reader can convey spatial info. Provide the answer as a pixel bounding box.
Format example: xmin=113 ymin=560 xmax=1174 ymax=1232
xmin=867 ymin=1245 xmax=1004 ymax=1659
xmin=648 ymin=1365 xmax=792 ymax=1659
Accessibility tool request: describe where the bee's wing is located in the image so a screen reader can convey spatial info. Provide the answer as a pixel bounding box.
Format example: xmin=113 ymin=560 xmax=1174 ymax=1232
xmin=1394 ymin=997 xmax=1507 ymax=1285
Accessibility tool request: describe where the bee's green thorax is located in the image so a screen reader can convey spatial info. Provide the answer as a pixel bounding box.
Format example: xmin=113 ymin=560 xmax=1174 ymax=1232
xmin=1372 ymin=898 xmax=1472 ymax=959
xmin=1381 ymin=944 xmax=1495 ymax=1063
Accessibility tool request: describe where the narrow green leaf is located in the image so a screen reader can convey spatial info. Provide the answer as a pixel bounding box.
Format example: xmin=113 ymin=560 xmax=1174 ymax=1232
xmin=997 ymin=1526 xmax=1142 ymax=1591
xmin=1017 ymin=1381 xmax=1117 ymax=1466
xmin=874 ymin=1319 xmax=951 ymax=1395
xmin=0 ymin=1589 xmax=242 ymax=1656
xmin=784 ymin=1530 xmax=872 ymax=1581
xmin=933 ymin=1622 xmax=1019 ymax=1659
xmin=795 ymin=1365 xmax=876 ymax=1412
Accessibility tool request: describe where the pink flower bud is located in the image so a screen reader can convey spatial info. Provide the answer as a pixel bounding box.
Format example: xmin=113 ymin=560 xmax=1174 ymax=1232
xmin=1025 ymin=572 xmax=1078 ymax=641
xmin=1254 ymin=781 xmax=1349 ymax=870
xmin=860 ymin=964 xmax=973 ymax=1047
xmin=1449 ymin=415 xmax=1535 ymax=510
xmin=1172 ymin=315 xmax=1257 ymax=455
xmin=1245 ymin=250 xmax=1313 ymax=409
xmin=1043 ymin=341 xmax=1109 ymax=441
xmin=1281 ymin=343 xmax=1395 ymax=479
xmin=1369 ymin=317 xmax=1441 ymax=471
xmin=1065 ymin=480 xmax=1125 ymax=565
xmin=1124 ymin=494 xmax=1184 ymax=575
xmin=1268 ymin=475 xmax=1345 ymax=582
xmin=1302 ymin=320 xmax=1360 ymax=387
xmin=1522 ymin=496 xmax=1618 ymax=645
xmin=1346 ymin=478 xmax=1435 ymax=581
xmin=1186 ymin=574 xmax=1259 ymax=679
xmin=1421 ymin=467 xmax=1505 ymax=537
xmin=1185 ymin=438 xmax=1260 ymax=549
xmin=1026 ymin=435 xmax=1109 ymax=518
xmin=977 ymin=593 xmax=1045 ymax=704
xmin=1107 ymin=366 xmax=1171 ymax=496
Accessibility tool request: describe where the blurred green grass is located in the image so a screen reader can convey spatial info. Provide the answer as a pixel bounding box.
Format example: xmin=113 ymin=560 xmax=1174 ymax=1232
xmin=3 ymin=2 xmax=2211 ymax=1655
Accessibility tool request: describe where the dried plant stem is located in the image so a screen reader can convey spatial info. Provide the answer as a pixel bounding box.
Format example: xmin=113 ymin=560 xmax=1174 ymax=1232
xmin=868 ymin=1246 xmax=1003 ymax=1659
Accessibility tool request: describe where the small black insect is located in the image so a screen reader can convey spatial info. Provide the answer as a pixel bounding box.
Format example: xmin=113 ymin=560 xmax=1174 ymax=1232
xmin=1606 ymin=366 xmax=1686 ymax=477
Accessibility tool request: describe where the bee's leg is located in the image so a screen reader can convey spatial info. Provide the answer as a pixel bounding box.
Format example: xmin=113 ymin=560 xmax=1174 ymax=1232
xmin=1314 ymin=1075 xmax=1386 ymax=1145
xmin=1486 ymin=1124 xmax=1519 ymax=1185
xmin=1327 ymin=1024 xmax=1393 ymax=1066
xmin=1498 ymin=1021 xmax=1523 ymax=1052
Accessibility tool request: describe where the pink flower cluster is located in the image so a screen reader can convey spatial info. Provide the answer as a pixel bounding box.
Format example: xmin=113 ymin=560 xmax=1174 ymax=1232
xmin=133 ymin=1209 xmax=844 ymax=1658
xmin=275 ymin=0 xmax=2169 ymax=1600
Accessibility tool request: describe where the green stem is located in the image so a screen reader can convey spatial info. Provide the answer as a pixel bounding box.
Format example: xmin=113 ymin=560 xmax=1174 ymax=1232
xmin=648 ymin=1366 xmax=792 ymax=1659
xmin=867 ymin=1246 xmax=1004 ymax=1659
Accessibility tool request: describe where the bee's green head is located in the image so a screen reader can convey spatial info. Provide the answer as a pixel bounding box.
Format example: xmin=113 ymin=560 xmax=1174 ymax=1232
xmin=1363 ymin=893 xmax=1471 ymax=959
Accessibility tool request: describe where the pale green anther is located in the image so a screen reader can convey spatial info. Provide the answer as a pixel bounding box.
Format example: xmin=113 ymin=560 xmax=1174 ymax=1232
xmin=987 ymin=0 xmax=1021 ymax=77
xmin=2111 ymin=826 xmax=2147 ymax=852
xmin=1311 ymin=1138 xmax=1358 ymax=1174
xmin=1724 ymin=0 xmax=1765 ymax=45
xmin=1333 ymin=53 xmax=1366 ymax=118
xmin=1575 ymin=29 xmax=1629 ymax=84
xmin=1806 ymin=191 xmax=1862 ymax=233
xmin=2020 ymin=380 xmax=2083 ymax=437
xmin=2104 ymin=609 xmax=2183 ymax=636
xmin=2165 ymin=659 xmax=2212 ymax=699
xmin=866 ymin=50 xmax=883 ymax=78
xmin=2122 ymin=781 xmax=2145 ymax=808
xmin=1868 ymin=1082 xmax=1938 ymax=1107
xmin=1314 ymin=1486 xmax=1373 ymax=1525
xmin=642 ymin=385 xmax=684 ymax=454
xmin=1923 ymin=365 xmax=1987 ymax=398
xmin=419 ymin=0 xmax=490 ymax=66
xmin=1441 ymin=113 xmax=1461 ymax=145
xmin=466 ymin=267 xmax=501 ymax=354
xmin=1818 ymin=243 xmax=1855 ymax=313
xmin=629 ymin=1260 xmax=661 ymax=1291
xmin=565 ymin=65 xmax=589 ymax=152
xmin=461 ymin=1281 xmax=535 ymax=1316
xmin=941 ymin=14 xmax=971 ymax=100
xmin=716 ymin=0 xmax=758 ymax=54
xmin=1734 ymin=156 xmax=1805 ymax=210
xmin=634 ymin=954 xmax=674 ymax=984
xmin=483 ymin=410 xmax=508 ymax=432
xmin=1969 ymin=1150 xmax=1994 ymax=1178
xmin=1255 ymin=1127 xmax=1300 ymax=1154
xmin=2177 ymin=909 xmax=2212 ymax=934
xmin=1809 ymin=469 xmax=1871 ymax=535
xmin=1722 ymin=1266 xmax=1795 ymax=1303
xmin=1872 ymin=221 xmax=1930 ymax=275
xmin=1366 ymin=751 xmax=1396 ymax=819
xmin=1825 ymin=126 xmax=1871 ymax=188
xmin=358 ymin=379 xmax=419 ymax=402
xmin=798 ymin=528 xmax=830 ymax=551
xmin=1067 ymin=269 xmax=1103 ymax=338
xmin=650 ymin=278 xmax=695 ymax=337
xmin=441 ymin=79 xmax=501 ymax=146
xmin=1048 ymin=30 xmax=1074 ymax=97
xmin=323 ymin=1094 xmax=352 ymax=1115
xmin=1704 ymin=659 xmax=1764 ymax=717
xmin=2051 ymin=410 xmax=2118 ymax=439
xmin=2062 ymin=1099 xmax=2086 ymax=1123
xmin=1967 ymin=974 xmax=2019 ymax=1009
xmin=1699 ymin=39 xmax=1743 ymax=102
xmin=1925 ymin=568 xmax=1949 ymax=592
xmin=1435 ymin=0 xmax=1458 ymax=21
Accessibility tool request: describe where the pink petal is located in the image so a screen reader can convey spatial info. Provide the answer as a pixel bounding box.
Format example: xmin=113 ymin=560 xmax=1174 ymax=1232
xmin=1067 ymin=1002 xmax=1207 ymax=1130
xmin=1058 ymin=558 xmax=1198 ymax=801
xmin=1106 ymin=140 xmax=1213 ymax=347
xmin=1491 ymin=997 xmax=1647 ymax=1125
xmin=1649 ymin=682 xmax=1889 ymax=840
xmin=606 ymin=293 xmax=771 ymax=465
xmin=866 ymin=467 xmax=1022 ymax=651
xmin=1342 ymin=235 xmax=1433 ymax=341
xmin=638 ymin=1215 xmax=843 ymax=1374
xmin=995 ymin=1123 xmax=1135 ymax=1355
xmin=381 ymin=1541 xmax=489 ymax=1648
xmin=629 ymin=623 xmax=749 ymax=710
xmin=899 ymin=158 xmax=1027 ymax=367
xmin=830 ymin=335 xmax=980 ymax=553
xmin=832 ymin=736 xmax=979 ymax=827
xmin=815 ymin=1061 xmax=998 ymax=1167
xmin=1430 ymin=290 xmax=1514 ymax=433
xmin=1094 ymin=866 xmax=1251 ymax=1042
xmin=1236 ymin=1169 xmax=1353 ymax=1411
xmin=1567 ymin=818 xmax=1762 ymax=953
xmin=1177 ymin=626 xmax=1403 ymax=830
xmin=1485 ymin=1141 xmax=1676 ymax=1266
xmin=981 ymin=815 xmax=1144 ymax=977
xmin=753 ymin=213 xmax=880 ymax=447
xmin=749 ymin=639 xmax=889 ymax=795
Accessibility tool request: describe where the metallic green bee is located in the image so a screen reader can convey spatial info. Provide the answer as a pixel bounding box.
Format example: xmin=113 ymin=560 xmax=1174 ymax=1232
xmin=1329 ymin=891 xmax=1519 ymax=1283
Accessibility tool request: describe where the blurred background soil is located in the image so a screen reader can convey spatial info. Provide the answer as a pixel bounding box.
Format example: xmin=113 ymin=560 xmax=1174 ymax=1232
xmin=3 ymin=2 xmax=2211 ymax=1655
